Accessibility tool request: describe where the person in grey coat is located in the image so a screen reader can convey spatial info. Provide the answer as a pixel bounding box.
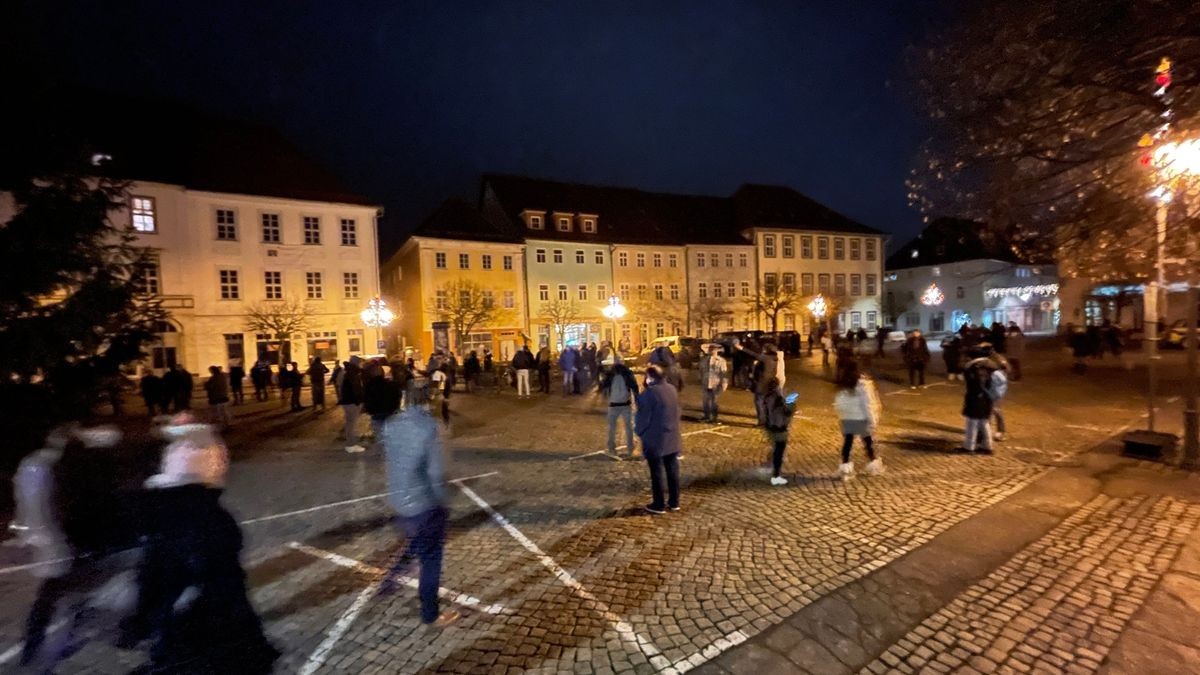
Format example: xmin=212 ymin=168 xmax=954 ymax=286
xmin=379 ymin=386 xmax=459 ymax=627
xmin=635 ymin=366 xmax=683 ymax=514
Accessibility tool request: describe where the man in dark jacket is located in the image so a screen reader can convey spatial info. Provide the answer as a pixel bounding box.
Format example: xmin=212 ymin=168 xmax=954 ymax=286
xmin=308 ymin=357 xmax=329 ymax=410
xmin=250 ymin=361 xmax=270 ymax=401
xmin=141 ymin=372 xmax=164 ymax=416
xmin=511 ymin=345 xmax=535 ymax=398
xmin=635 ymin=367 xmax=682 ymax=514
xmin=339 ymin=356 xmax=366 ymax=452
xmin=737 ymin=343 xmax=777 ymax=426
xmin=961 ymin=351 xmax=996 ymax=454
xmin=902 ymin=330 xmax=931 ymax=388
xmin=364 ymin=360 xmax=401 ymax=447
xmin=228 ymin=362 xmax=246 ymax=405
xmin=535 ymin=345 xmax=552 ymax=393
xmin=601 ymin=355 xmax=640 ymax=458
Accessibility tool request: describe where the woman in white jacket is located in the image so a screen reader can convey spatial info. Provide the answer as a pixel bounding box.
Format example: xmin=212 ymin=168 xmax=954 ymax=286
xmin=833 ymin=362 xmax=883 ymax=480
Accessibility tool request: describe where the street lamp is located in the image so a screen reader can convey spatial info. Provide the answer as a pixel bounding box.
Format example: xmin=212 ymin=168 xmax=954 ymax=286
xmin=808 ymin=294 xmax=827 ymax=334
xmin=601 ymin=295 xmax=627 ymax=352
xmin=360 ymin=296 xmax=395 ymax=355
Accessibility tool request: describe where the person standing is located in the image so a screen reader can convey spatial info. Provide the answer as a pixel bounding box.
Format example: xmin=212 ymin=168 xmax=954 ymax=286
xmin=141 ymin=371 xmax=164 ymax=416
xmin=364 ymin=360 xmax=401 ymax=447
xmin=228 ymin=361 xmax=245 ymax=405
xmin=698 ymin=345 xmax=728 ymax=424
xmin=205 ymin=365 xmax=232 ymax=427
xmin=250 ymin=361 xmax=269 ymax=402
xmin=536 ymin=344 xmax=552 ymax=394
xmin=961 ymin=353 xmax=996 ymax=454
xmin=339 ymin=356 xmax=366 ymax=452
xmin=600 ymin=354 xmax=639 ymax=458
xmin=941 ymin=335 xmax=963 ymax=381
xmin=463 ymin=351 xmax=481 ymax=393
xmin=902 ymin=330 xmax=931 ymax=389
xmin=1006 ymin=324 xmax=1025 ymax=381
xmin=738 ymin=343 xmax=778 ymax=426
xmin=308 ymin=356 xmax=330 ymax=410
xmin=820 ymin=332 xmax=833 ymax=368
xmin=762 ymin=378 xmax=796 ymax=486
xmin=511 ymin=345 xmax=534 ymax=398
xmin=833 ymin=364 xmax=883 ymax=480
xmin=558 ymin=345 xmax=578 ymax=396
xmin=331 ymin=361 xmax=346 ymax=404
xmin=379 ymin=387 xmax=460 ymax=627
xmin=287 ymin=362 xmax=305 ymax=411
xmin=874 ymin=328 xmax=887 ymax=358
xmin=635 ymin=367 xmax=682 ymax=514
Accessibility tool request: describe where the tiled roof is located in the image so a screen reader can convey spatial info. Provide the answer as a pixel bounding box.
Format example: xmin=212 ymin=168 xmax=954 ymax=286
xmin=732 ymin=184 xmax=884 ymax=235
xmin=413 ymin=199 xmax=523 ymax=243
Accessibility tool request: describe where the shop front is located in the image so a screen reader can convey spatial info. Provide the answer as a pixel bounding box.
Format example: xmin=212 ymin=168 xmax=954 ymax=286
xmin=981 ymin=283 xmax=1060 ymax=333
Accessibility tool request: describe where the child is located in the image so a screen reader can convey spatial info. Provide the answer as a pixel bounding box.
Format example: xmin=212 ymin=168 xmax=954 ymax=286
xmin=961 ymin=353 xmax=996 ymax=454
xmin=833 ymin=363 xmax=882 ymax=480
xmin=762 ymin=378 xmax=796 ymax=486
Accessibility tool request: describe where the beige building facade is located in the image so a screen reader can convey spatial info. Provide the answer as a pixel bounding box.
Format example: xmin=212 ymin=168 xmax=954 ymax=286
xmin=611 ymin=244 xmax=688 ymax=349
xmin=685 ymin=244 xmax=759 ymax=336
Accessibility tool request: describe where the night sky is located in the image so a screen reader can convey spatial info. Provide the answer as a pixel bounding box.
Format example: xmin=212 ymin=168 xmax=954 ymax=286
xmin=10 ymin=1 xmax=934 ymax=254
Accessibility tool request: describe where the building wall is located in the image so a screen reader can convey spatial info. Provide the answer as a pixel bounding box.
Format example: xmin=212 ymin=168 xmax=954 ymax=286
xmin=383 ymin=237 xmax=527 ymax=359
xmin=684 ymin=245 xmax=759 ymax=336
xmin=753 ymin=229 xmax=884 ymax=335
xmin=122 ymin=181 xmax=381 ymax=373
xmin=524 ymin=239 xmax=613 ymax=347
xmin=610 ymin=244 xmax=688 ymax=349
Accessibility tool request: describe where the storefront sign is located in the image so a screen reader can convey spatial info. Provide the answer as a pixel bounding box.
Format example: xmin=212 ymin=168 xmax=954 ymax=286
xmin=984 ymin=283 xmax=1059 ymax=300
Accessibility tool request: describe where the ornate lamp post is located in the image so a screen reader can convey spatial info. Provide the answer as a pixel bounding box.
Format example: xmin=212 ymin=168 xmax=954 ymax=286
xmin=807 ymin=294 xmax=827 ymax=332
xmin=360 ymin=296 xmax=395 ymax=355
xmin=601 ymin=295 xmax=627 ymax=352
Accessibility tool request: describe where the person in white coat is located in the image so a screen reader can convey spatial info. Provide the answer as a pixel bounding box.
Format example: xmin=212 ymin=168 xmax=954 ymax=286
xmin=833 ymin=362 xmax=883 ymax=480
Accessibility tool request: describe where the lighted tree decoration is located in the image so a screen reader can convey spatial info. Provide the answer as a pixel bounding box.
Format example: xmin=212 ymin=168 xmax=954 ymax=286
xmin=920 ymin=283 xmax=945 ymax=307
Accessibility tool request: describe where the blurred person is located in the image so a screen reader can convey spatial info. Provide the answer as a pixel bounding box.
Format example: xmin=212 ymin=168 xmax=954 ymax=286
xmin=140 ymin=371 xmax=164 ymax=416
xmin=833 ymin=363 xmax=882 ymax=480
xmin=635 ymin=366 xmax=682 ymax=514
xmin=558 ymin=344 xmax=579 ymax=396
xmin=364 ymin=360 xmax=401 ymax=447
xmin=762 ymin=378 xmax=797 ymax=486
xmin=600 ymin=354 xmax=639 ymax=458
xmin=960 ymin=350 xmax=997 ymax=454
xmin=1006 ymin=323 xmax=1026 ymax=381
xmin=698 ymin=344 xmax=727 ymax=424
xmin=738 ymin=342 xmax=779 ymax=426
xmin=287 ymin=362 xmax=305 ymax=411
xmin=250 ymin=360 xmax=270 ymax=402
xmin=308 ymin=356 xmax=330 ymax=410
xmin=535 ymin=344 xmax=552 ymax=393
xmin=227 ymin=360 xmax=245 ymax=406
xmin=463 ymin=350 xmax=481 ymax=393
xmin=204 ymin=365 xmax=232 ymax=428
xmin=511 ymin=345 xmax=535 ymax=398
xmin=874 ymin=328 xmax=887 ymax=358
xmin=339 ymin=356 xmax=366 ymax=452
xmin=942 ymin=334 xmax=963 ymax=381
xmin=902 ymin=329 xmax=930 ymax=388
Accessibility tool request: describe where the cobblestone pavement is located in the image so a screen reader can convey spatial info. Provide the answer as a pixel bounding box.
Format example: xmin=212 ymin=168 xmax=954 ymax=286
xmin=0 ymin=343 xmax=1196 ymax=673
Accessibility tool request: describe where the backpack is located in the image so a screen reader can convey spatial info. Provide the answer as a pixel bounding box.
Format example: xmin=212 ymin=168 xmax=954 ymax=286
xmin=988 ymin=369 xmax=1008 ymax=401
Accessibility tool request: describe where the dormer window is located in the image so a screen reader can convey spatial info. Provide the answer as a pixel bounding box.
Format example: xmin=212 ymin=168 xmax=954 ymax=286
xmin=549 ymin=211 xmax=574 ymax=232
xmin=577 ymin=213 xmax=598 ymax=234
xmin=557 ymin=217 xmax=571 ymax=232
xmin=521 ymin=210 xmax=546 ymax=230
xmin=531 ymin=215 xmax=543 ymax=229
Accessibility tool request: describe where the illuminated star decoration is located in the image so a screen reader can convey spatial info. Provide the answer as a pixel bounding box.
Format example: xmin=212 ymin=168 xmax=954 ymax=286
xmin=807 ymin=294 xmax=827 ymax=319
xmin=920 ymin=283 xmax=944 ymax=306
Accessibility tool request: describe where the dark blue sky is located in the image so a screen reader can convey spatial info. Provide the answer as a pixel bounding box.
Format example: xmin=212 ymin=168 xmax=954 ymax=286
xmin=13 ymin=1 xmax=933 ymax=253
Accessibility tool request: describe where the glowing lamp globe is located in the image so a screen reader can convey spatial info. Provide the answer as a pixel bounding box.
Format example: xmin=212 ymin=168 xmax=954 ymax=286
xmin=921 ymin=284 xmax=945 ymax=307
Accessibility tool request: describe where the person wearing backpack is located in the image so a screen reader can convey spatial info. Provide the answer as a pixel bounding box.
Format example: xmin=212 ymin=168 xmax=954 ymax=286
xmin=762 ymin=378 xmax=796 ymax=486
xmin=601 ymin=354 xmax=640 ymax=458
xmin=834 ymin=363 xmax=883 ymax=480
xmin=960 ymin=350 xmax=996 ymax=454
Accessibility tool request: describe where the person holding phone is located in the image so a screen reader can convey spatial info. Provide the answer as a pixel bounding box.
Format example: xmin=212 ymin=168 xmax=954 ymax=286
xmin=833 ymin=362 xmax=883 ymax=480
xmin=762 ymin=378 xmax=796 ymax=486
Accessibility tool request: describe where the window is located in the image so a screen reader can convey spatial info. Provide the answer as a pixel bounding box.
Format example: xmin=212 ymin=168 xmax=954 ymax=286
xmin=343 ymin=272 xmax=359 ymax=299
xmin=956 ymin=286 xmax=965 ymax=299
xmin=305 ymin=331 xmax=337 ymax=363
xmin=557 ymin=284 xmax=568 ymax=301
xmin=782 ymin=273 xmax=796 ymax=292
xmin=784 ymin=314 xmax=795 ymax=331
xmin=458 ymin=253 xmax=470 ymax=269
xmin=340 ymin=218 xmax=358 ymax=246
xmin=669 ymin=284 xmax=680 ymax=300
xmin=712 ymin=283 xmax=722 ymax=298
xmin=636 ymin=253 xmax=646 ymax=268
xmin=834 ymin=238 xmax=845 ymax=260
xmin=696 ymin=253 xmax=705 ymax=268
xmin=763 ymin=234 xmax=776 ymax=257
xmin=482 ymin=254 xmax=493 ymax=270
xmin=264 ymin=271 xmax=282 ymax=300
xmin=654 ymin=284 xmax=664 ymax=300
xmin=669 ymin=253 xmax=679 ymax=268
xmin=727 ymin=282 xmax=735 ymax=297
xmin=866 ymin=274 xmax=878 ymax=296
xmin=818 ymin=237 xmax=829 ymax=259
xmin=739 ymin=253 xmax=748 ymax=267
xmin=850 ymin=274 xmax=862 ymax=296
xmin=932 ymin=266 xmax=941 ymax=277
xmin=225 ymin=334 xmax=245 ymax=364
xmin=435 ymin=289 xmax=448 ymax=310
xmin=557 ymin=216 xmax=571 ymax=232
xmin=503 ymin=255 xmax=514 ymax=270
xmin=261 ymin=213 xmax=280 ymax=243
xmin=865 ymin=238 xmax=877 ymax=261
xmin=582 ymin=218 xmax=596 ymax=233
xmin=905 ymin=311 xmax=920 ymax=328
xmin=698 ymin=282 xmax=708 ymax=298
xmin=303 ymin=216 xmax=321 ymax=244
xmin=216 ymin=209 xmax=237 ymax=240
xmin=800 ymin=236 xmax=812 ymax=259
xmin=131 ymin=196 xmax=157 ymax=233
xmin=435 ymin=252 xmax=447 ymax=269
xmin=136 ymin=257 xmax=160 ymax=295
xmin=867 ymin=311 xmax=878 ymax=329
xmin=656 ymin=322 xmax=665 ymax=338
xmin=741 ymin=281 xmax=750 ymax=297
xmin=851 ymin=311 xmax=862 ymax=329
xmin=849 ymin=238 xmax=861 ymax=260
xmin=619 ymin=283 xmax=630 ymax=300
xmin=306 ymin=272 xmax=323 ymax=299
xmin=553 ymin=249 xmax=563 ymax=264
xmin=725 ymin=253 xmax=733 ymax=267
xmin=597 ymin=284 xmax=607 ymax=298
xmin=503 ymin=290 xmax=515 ymax=308
xmin=482 ymin=290 xmax=494 ymax=308
xmin=783 ymin=235 xmax=795 ymax=258
xmin=764 ymin=273 xmax=778 ymax=294
xmin=818 ymin=273 xmax=831 ymax=293
xmin=834 ymin=274 xmax=846 ymax=296
xmin=219 ymin=269 xmax=240 ymax=299
xmin=529 ymin=215 xmax=543 ymax=230
xmin=637 ymin=284 xmax=647 ymax=299
xmin=710 ymin=253 xmax=719 ymax=268
xmin=1016 ymin=267 xmax=1032 ymax=278
xmin=578 ymin=284 xmax=588 ymax=301
xmin=618 ymin=251 xmax=628 ymax=267
xmin=801 ymin=273 xmax=814 ymax=296
xmin=346 ymin=328 xmax=364 ymax=353
xmin=535 ymin=249 xmax=546 ymax=264
xmin=653 ymin=253 xmax=662 ymax=268
xmin=595 ymin=251 xmax=604 ymax=265
xmin=576 ymin=250 xmax=585 ymax=264
xmin=538 ymin=284 xmax=549 ymax=302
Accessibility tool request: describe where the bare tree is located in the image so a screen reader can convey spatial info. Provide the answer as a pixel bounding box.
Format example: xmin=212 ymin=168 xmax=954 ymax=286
xmin=537 ymin=298 xmax=582 ymax=349
xmin=691 ymin=299 xmax=732 ymax=338
xmin=628 ymin=291 xmax=685 ymax=338
xmin=244 ymin=298 xmax=312 ymax=366
xmin=746 ymin=285 xmax=801 ymax=332
xmin=429 ymin=279 xmax=511 ymax=352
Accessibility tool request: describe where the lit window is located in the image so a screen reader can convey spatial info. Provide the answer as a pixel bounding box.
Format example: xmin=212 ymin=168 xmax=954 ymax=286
xmin=436 ymin=289 xmax=448 ymax=310
xmin=343 ymin=272 xmax=359 ymax=299
xmin=340 ymin=218 xmax=358 ymax=246
xmin=553 ymin=249 xmax=563 ymax=264
xmin=262 ymin=213 xmax=281 ymax=243
xmin=782 ymin=236 xmax=795 ymax=258
xmin=482 ymin=254 xmax=493 ymax=270
xmin=576 ymin=250 xmax=585 ymax=264
xmin=264 ymin=271 xmax=282 ymax=299
xmin=529 ymin=215 xmax=543 ymax=230
xmin=132 ymin=196 xmax=157 ymax=233
xmin=219 ymin=269 xmax=240 ymax=300
xmin=216 ymin=209 xmax=237 ymax=240
xmin=557 ymin=284 xmax=568 ymax=301
xmin=932 ymin=266 xmax=941 ymax=277
xmin=459 ymin=253 xmax=470 ymax=269
xmin=557 ymin=217 xmax=571 ymax=232
xmin=582 ymin=218 xmax=596 ymax=233
xmin=834 ymin=238 xmax=845 ymax=260
xmin=763 ymin=235 xmax=776 ymax=258
xmin=303 ymin=216 xmax=321 ymax=244
xmin=306 ymin=271 xmax=323 ymax=299
xmin=435 ymin=252 xmax=447 ymax=268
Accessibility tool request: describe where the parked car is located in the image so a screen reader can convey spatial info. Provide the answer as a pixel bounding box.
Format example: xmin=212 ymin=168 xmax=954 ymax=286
xmin=633 ymin=335 xmax=700 ymax=366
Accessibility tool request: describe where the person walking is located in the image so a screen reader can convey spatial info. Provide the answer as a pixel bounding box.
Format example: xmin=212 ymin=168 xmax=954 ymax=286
xmin=902 ymin=329 xmax=931 ymax=388
xmin=762 ymin=378 xmax=796 ymax=486
xmin=339 ymin=356 xmax=366 ymax=452
xmin=698 ymin=345 xmax=728 ymax=423
xmin=511 ymin=345 xmax=534 ymax=398
xmin=287 ymin=362 xmax=305 ymax=411
xmin=364 ymin=360 xmax=401 ymax=447
xmin=205 ymin=365 xmax=232 ymax=427
xmin=536 ymin=344 xmax=553 ymax=393
xmin=558 ymin=344 xmax=579 ymax=396
xmin=379 ymin=387 xmax=460 ymax=627
xmin=222 ymin=362 xmax=241 ymax=407
xmin=874 ymin=328 xmax=887 ymax=358
xmin=833 ymin=363 xmax=883 ymax=480
xmin=961 ymin=352 xmax=996 ymax=454
xmin=941 ymin=334 xmax=963 ymax=380
xmin=600 ymin=354 xmax=639 ymax=458
xmin=820 ymin=332 xmax=833 ymax=368
xmin=308 ymin=356 xmax=329 ymax=410
xmin=635 ymin=366 xmax=683 ymax=514
xmin=141 ymin=371 xmax=164 ymax=416
xmin=1006 ymin=323 xmax=1025 ymax=381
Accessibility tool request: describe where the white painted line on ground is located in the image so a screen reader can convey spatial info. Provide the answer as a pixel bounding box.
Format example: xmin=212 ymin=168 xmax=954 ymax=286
xmin=452 ymin=481 xmax=675 ymax=672
xmin=705 ymin=430 xmax=734 ymax=438
xmin=1065 ymin=424 xmax=1108 ymax=432
xmin=0 ymin=620 xmax=68 ymax=666
xmin=298 ymin=584 xmax=377 ymax=675
xmin=567 ymin=449 xmax=612 ymax=461
xmin=673 ymin=629 xmax=749 ymax=673
xmin=289 ymin=542 xmax=509 ymax=615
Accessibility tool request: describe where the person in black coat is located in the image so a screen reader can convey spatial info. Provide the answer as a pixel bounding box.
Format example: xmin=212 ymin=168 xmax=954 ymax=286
xmin=228 ymin=362 xmax=246 ymax=405
xmin=634 ymin=367 xmax=682 ymax=514
xmin=961 ymin=354 xmax=996 ymax=454
xmin=287 ymin=362 xmax=304 ymax=411
xmin=364 ymin=361 xmax=401 ymax=444
xmin=141 ymin=373 xmax=164 ymax=416
xmin=901 ymin=330 xmax=931 ymax=388
xmin=941 ymin=335 xmax=963 ymax=381
xmin=463 ymin=351 xmax=482 ymax=393
xmin=308 ymin=357 xmax=329 ymax=410
xmin=989 ymin=322 xmax=1007 ymax=354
